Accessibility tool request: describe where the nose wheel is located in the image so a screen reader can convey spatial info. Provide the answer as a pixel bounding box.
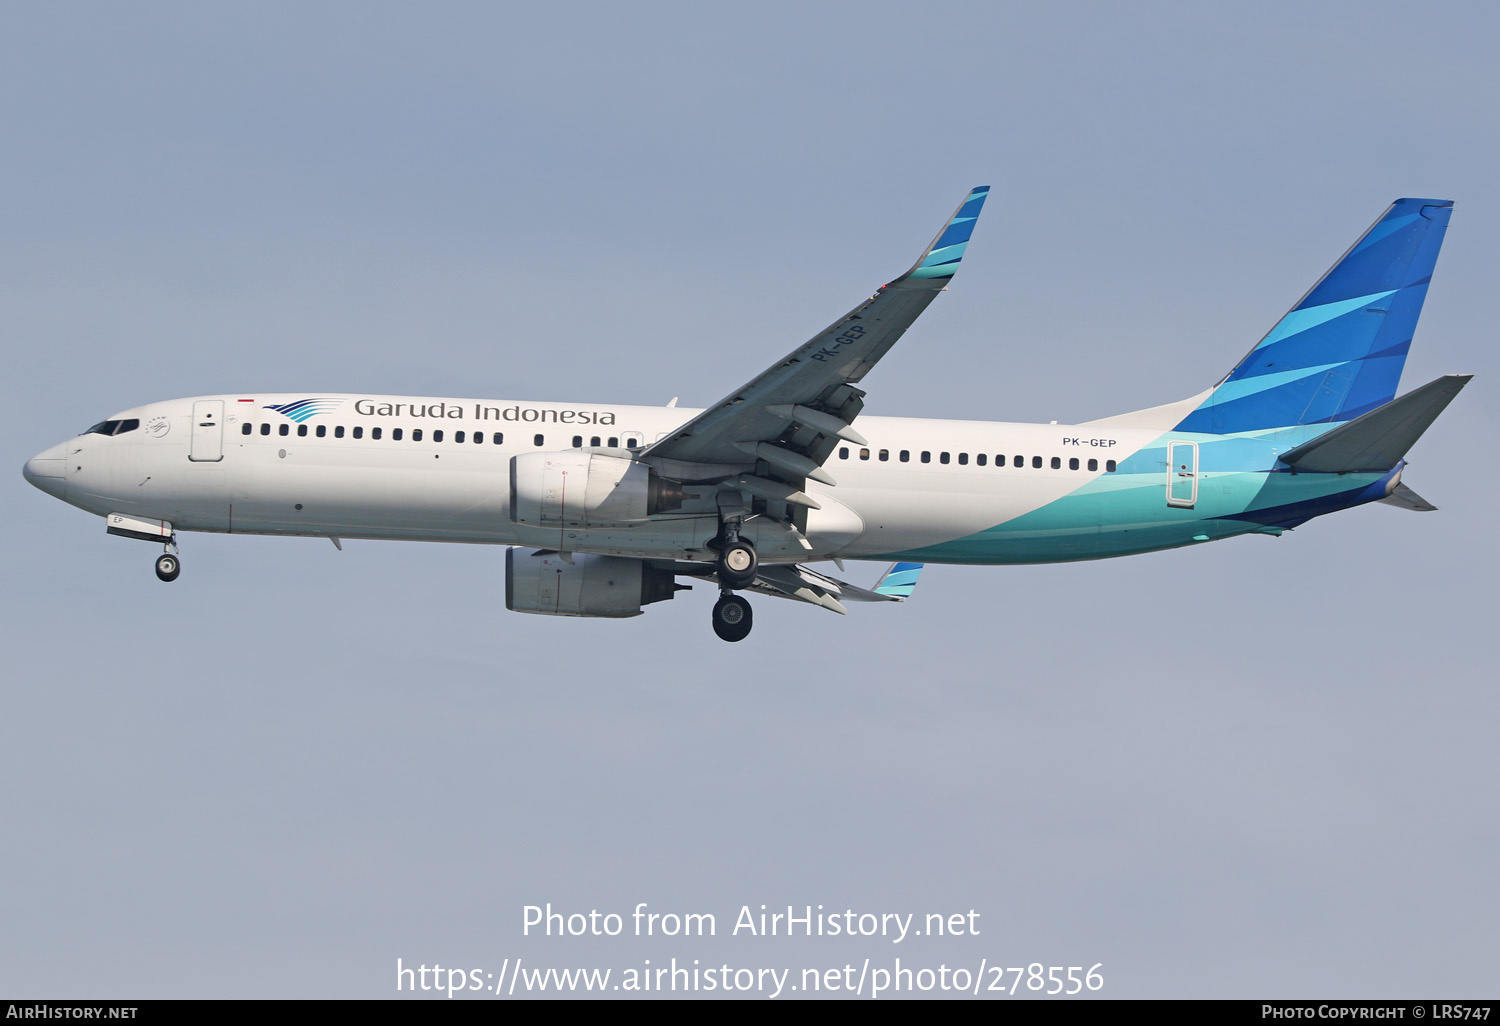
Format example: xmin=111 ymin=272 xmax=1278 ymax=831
xmin=155 ymin=552 xmax=181 ymax=583
xmin=712 ymin=593 xmax=753 ymax=642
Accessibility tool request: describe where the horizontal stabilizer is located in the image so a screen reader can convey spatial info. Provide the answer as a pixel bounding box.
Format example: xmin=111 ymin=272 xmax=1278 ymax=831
xmin=1379 ymin=482 xmax=1438 ymax=512
xmin=1278 ymin=374 xmax=1470 ymax=473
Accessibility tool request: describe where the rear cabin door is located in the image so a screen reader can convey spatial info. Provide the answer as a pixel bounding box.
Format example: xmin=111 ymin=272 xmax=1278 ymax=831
xmin=1167 ymin=440 xmax=1198 ymax=508
xmin=189 ymin=400 xmax=225 ymax=462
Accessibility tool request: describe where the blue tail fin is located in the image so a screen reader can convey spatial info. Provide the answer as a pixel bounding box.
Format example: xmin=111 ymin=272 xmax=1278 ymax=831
xmin=1175 ymin=198 xmax=1452 ymax=434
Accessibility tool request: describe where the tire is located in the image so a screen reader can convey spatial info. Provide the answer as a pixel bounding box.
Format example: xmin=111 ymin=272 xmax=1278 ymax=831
xmin=155 ymin=553 xmax=181 ymax=583
xmin=716 ymin=541 xmax=758 ymax=589
xmin=711 ymin=594 xmax=753 ymax=642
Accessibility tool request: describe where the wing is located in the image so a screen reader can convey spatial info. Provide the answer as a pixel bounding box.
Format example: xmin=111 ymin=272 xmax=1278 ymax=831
xmin=639 ymin=187 xmax=990 ymax=497
xmin=666 ymin=561 xmax=926 ymax=615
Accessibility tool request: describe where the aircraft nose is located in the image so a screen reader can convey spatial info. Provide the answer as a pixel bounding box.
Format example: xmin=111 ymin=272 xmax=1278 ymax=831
xmin=23 ymin=442 xmax=67 ymax=499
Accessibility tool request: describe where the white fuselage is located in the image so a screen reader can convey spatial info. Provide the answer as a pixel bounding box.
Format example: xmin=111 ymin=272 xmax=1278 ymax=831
xmin=37 ymin=392 xmax=1181 ymax=566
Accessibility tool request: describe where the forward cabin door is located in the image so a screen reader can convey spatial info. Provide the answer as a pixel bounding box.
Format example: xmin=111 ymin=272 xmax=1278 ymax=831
xmin=189 ymin=400 xmax=225 ymax=462
xmin=1167 ymin=440 xmax=1198 ymax=508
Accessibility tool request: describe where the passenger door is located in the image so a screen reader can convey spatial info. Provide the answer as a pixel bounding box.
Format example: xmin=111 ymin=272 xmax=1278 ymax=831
xmin=189 ymin=400 xmax=225 ymax=462
xmin=1167 ymin=441 xmax=1198 ymax=508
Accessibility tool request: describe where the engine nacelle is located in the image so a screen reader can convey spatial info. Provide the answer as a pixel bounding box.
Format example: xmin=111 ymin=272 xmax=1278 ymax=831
xmin=505 ymin=548 xmax=680 ymax=618
xmin=510 ymin=450 xmax=682 ymax=527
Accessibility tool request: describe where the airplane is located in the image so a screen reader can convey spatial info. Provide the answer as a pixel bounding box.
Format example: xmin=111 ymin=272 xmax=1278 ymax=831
xmin=22 ymin=188 xmax=1469 ymax=642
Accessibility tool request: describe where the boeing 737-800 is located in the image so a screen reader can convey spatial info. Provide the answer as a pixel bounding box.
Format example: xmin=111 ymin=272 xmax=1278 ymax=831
xmin=22 ymin=189 xmax=1468 ymax=641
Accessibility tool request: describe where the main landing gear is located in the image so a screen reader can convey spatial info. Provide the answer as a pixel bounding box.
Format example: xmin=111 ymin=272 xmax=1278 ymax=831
xmin=712 ymin=593 xmax=753 ymax=643
xmin=709 ymin=515 xmax=757 ymax=642
xmin=715 ymin=538 xmax=758 ymax=588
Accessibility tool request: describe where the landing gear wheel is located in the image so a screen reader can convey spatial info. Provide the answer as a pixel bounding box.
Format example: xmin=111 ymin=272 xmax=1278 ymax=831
xmin=716 ymin=540 xmax=758 ymax=589
xmin=711 ymin=594 xmax=753 ymax=642
xmin=155 ymin=552 xmax=181 ymax=583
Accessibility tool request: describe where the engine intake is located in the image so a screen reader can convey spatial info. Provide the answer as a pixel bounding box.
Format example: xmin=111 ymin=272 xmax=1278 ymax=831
xmin=505 ymin=548 xmax=681 ymax=618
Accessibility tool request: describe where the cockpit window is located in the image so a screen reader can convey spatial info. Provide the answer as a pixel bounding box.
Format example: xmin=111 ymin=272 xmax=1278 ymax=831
xmin=83 ymin=419 xmax=139 ymax=436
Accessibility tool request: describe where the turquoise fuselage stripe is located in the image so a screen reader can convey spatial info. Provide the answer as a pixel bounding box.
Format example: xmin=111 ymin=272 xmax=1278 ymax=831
xmin=866 ymin=431 xmax=1386 ymax=565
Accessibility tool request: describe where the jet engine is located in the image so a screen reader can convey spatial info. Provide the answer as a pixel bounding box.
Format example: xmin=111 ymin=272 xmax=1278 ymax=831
xmin=505 ymin=548 xmax=682 ymax=618
xmin=510 ymin=451 xmax=683 ymax=527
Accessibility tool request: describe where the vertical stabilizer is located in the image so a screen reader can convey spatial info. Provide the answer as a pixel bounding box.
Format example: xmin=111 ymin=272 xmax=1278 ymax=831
xmin=1175 ymin=198 xmax=1452 ymax=434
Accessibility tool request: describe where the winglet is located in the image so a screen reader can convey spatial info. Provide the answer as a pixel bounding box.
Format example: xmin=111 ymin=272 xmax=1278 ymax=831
xmin=892 ymin=187 xmax=990 ymax=287
xmin=872 ymin=562 xmax=924 ymax=600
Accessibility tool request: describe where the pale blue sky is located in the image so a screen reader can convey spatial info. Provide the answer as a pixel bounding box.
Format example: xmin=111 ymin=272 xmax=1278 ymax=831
xmin=3 ymin=1 xmax=1496 ymax=998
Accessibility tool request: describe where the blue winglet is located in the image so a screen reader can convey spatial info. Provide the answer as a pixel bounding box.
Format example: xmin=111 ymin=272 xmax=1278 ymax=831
xmin=873 ymin=562 xmax=924 ymax=600
xmin=896 ymin=187 xmax=990 ymax=284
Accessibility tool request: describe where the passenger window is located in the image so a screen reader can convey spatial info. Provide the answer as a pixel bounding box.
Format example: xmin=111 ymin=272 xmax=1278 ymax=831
xmin=1013 ymin=455 xmax=1023 ymax=468
xmin=1032 ymin=456 xmax=1042 ymax=468
xmin=1069 ymin=457 xmax=1079 ymax=470
xmin=316 ymin=425 xmax=326 ymax=438
xmin=958 ymin=453 xmax=968 ymax=465
xmin=879 ymin=449 xmax=889 ymax=461
xmin=473 ymin=431 xmax=483 ymax=444
xmin=940 ymin=452 xmax=950 ymax=465
xmin=372 ymin=427 xmax=382 ymax=440
xmin=335 ymin=426 xmax=345 ymax=438
xmin=899 ymin=450 xmax=910 ymax=463
xmin=591 ymin=435 xmax=601 ymax=447
xmin=353 ymin=426 xmax=363 ymax=439
xmin=572 ymin=435 xmax=583 ymax=448
xmin=1088 ymin=458 xmax=1098 ymax=471
xmin=297 ymin=424 xmax=308 ymax=437
xmin=393 ymin=428 xmax=403 ymax=441
xmin=242 ymin=423 xmax=252 ymax=435
xmin=1106 ymin=459 xmax=1117 ymax=472
xmin=608 ymin=436 xmax=619 ymax=447
xmin=455 ymin=431 xmax=465 ymax=443
xmin=493 ymin=432 xmax=503 ymax=445
xmin=976 ymin=454 xmax=986 ymax=466
xmin=859 ymin=448 xmax=870 ymax=461
xmin=626 ymin=437 xmax=639 ymax=448
xmin=840 ymin=447 xmax=849 ymax=459
xmin=279 ymin=423 xmax=289 ymax=436
xmin=412 ymin=428 xmax=423 ymax=442
xmin=533 ymin=434 xmax=544 ymax=446
xmin=1050 ymin=456 xmax=1060 ymax=469
xmin=921 ymin=451 xmax=931 ymax=464
xmin=260 ymin=423 xmax=271 ymax=436
xmin=433 ymin=430 xmax=444 ymax=443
